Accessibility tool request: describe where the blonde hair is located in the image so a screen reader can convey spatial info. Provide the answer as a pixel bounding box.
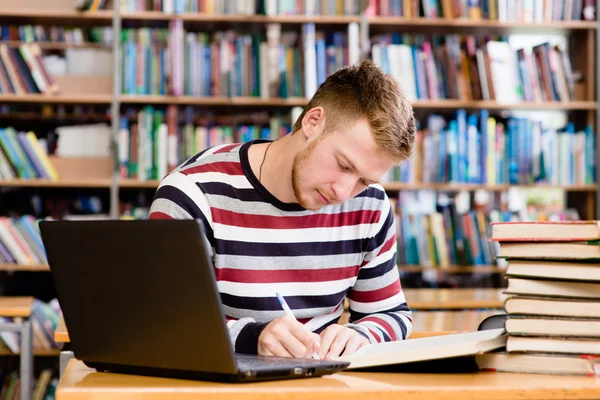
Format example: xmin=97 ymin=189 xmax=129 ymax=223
xmin=293 ymin=60 xmax=415 ymax=162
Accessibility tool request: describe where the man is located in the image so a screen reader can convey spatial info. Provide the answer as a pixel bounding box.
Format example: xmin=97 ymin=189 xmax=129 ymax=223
xmin=149 ymin=60 xmax=416 ymax=360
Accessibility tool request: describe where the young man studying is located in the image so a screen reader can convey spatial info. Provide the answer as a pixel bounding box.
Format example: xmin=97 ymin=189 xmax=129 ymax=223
xmin=148 ymin=61 xmax=416 ymax=361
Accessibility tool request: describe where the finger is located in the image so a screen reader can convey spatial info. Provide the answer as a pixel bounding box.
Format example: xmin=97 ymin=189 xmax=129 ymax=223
xmin=318 ymin=326 xmax=340 ymax=359
xmin=280 ymin=333 xmax=312 ymax=358
xmin=340 ymin=335 xmax=368 ymax=357
xmin=308 ymin=333 xmax=321 ymax=359
xmin=288 ymin=320 xmax=321 ymax=352
xmin=258 ymin=344 xmax=273 ymax=356
xmin=326 ymin=330 xmax=353 ymax=359
xmin=263 ymin=336 xmax=294 ymax=358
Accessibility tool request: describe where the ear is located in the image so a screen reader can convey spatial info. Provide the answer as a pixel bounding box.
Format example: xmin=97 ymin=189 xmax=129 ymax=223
xmin=301 ymin=107 xmax=325 ymax=140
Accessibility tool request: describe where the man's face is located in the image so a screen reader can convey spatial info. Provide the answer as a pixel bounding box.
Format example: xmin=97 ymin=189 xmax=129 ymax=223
xmin=291 ymin=119 xmax=396 ymax=211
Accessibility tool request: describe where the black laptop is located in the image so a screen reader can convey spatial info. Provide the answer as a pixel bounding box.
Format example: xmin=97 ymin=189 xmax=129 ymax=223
xmin=39 ymin=219 xmax=349 ymax=382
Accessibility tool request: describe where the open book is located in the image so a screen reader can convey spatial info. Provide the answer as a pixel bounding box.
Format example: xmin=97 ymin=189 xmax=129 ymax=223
xmin=339 ymin=328 xmax=506 ymax=370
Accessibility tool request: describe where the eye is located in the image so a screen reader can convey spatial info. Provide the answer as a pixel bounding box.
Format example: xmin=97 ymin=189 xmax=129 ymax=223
xmin=337 ymin=160 xmax=351 ymax=172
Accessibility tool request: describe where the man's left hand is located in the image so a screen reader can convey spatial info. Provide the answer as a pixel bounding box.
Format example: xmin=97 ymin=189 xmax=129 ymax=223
xmin=317 ymin=325 xmax=369 ymax=359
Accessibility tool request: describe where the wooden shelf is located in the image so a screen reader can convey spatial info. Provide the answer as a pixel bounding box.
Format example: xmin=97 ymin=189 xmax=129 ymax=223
xmin=122 ymin=12 xmax=361 ymax=24
xmin=368 ymin=17 xmax=598 ymax=33
xmin=55 ymin=317 xmax=68 ymax=343
xmin=1 ymin=93 xmax=595 ymax=110
xmin=119 ymin=96 xmax=599 ymax=110
xmin=0 ymin=264 xmax=49 ymax=272
xmin=0 ymin=8 xmax=113 ymax=19
xmin=382 ymin=183 xmax=598 ymax=191
xmin=0 ymin=94 xmax=112 ymax=104
xmin=119 ymin=179 xmax=161 ymax=188
xmin=0 ymin=112 xmax=110 ymax=123
xmin=0 ymin=297 xmax=33 ymax=318
xmin=1 ymin=9 xmax=593 ymax=32
xmin=0 ymin=9 xmax=113 ymax=25
xmin=0 ymin=349 xmax=60 ymax=357
xmin=0 ymin=179 xmax=112 ymax=188
xmin=119 ymin=95 xmax=308 ymax=107
xmin=410 ymin=100 xmax=599 ymax=110
xmin=398 ymin=265 xmax=506 ymax=274
xmin=0 ymin=40 xmax=111 ymax=50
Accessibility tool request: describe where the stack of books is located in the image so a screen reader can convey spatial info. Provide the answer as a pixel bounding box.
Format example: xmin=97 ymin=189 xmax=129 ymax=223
xmin=476 ymin=221 xmax=600 ymax=375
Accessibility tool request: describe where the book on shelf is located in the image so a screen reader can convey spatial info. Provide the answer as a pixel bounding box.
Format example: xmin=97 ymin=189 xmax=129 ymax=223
xmin=0 ymin=215 xmax=46 ymax=266
xmin=0 ymin=299 xmax=61 ymax=354
xmin=391 ymin=190 xmax=581 ymax=269
xmin=0 ymin=370 xmax=56 ymax=400
xmin=0 ymin=43 xmax=60 ymax=96
xmin=372 ymin=34 xmax=578 ymax=103
xmin=385 ymin=111 xmax=595 ymax=186
xmin=367 ymin=0 xmax=594 ymax=21
xmin=0 ymin=127 xmax=59 ymax=180
xmin=0 ymin=24 xmax=112 ymax=46
xmin=117 ymin=0 xmax=595 ymax=21
xmin=120 ymin=22 xmax=360 ymax=98
xmin=117 ymin=105 xmax=295 ymax=181
xmin=119 ymin=0 xmax=362 ymax=15
xmin=76 ymin=0 xmax=109 ymax=11
xmin=115 ymin=104 xmax=597 ymax=186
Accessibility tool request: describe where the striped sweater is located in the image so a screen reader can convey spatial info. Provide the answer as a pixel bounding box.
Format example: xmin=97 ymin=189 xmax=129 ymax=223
xmin=149 ymin=141 xmax=412 ymax=354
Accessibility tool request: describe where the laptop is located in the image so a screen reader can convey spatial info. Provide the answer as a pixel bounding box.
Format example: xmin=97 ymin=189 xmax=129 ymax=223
xmin=39 ymin=219 xmax=349 ymax=382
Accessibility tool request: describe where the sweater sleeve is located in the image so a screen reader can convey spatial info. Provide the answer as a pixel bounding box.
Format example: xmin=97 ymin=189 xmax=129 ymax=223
xmin=343 ymin=199 xmax=412 ymax=343
xmin=148 ymin=170 xmax=269 ymax=354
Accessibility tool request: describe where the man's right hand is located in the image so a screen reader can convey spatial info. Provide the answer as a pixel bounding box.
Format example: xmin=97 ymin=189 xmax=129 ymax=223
xmin=258 ymin=316 xmax=321 ymax=358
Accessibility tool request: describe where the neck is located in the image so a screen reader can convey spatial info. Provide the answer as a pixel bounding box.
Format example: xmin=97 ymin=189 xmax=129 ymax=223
xmin=249 ymin=134 xmax=302 ymax=204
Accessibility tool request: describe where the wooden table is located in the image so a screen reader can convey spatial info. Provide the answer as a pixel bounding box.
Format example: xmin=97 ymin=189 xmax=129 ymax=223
xmin=57 ymin=359 xmax=600 ymax=400
xmin=403 ymin=288 xmax=506 ymax=310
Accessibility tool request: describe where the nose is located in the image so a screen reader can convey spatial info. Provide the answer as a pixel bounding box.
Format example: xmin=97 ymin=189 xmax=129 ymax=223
xmin=331 ymin=175 xmax=357 ymax=203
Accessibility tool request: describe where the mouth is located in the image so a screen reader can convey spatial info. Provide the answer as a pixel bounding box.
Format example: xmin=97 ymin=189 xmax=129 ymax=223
xmin=317 ymin=190 xmax=332 ymax=206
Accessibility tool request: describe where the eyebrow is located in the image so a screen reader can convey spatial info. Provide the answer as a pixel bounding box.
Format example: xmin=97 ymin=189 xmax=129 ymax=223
xmin=338 ymin=152 xmax=379 ymax=185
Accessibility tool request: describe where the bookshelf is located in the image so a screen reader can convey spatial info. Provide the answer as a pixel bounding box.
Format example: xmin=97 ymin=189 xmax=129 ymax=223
xmin=0 ymin=349 xmax=60 ymax=357
xmin=0 ymin=264 xmax=49 ymax=272
xmin=0 ymin=2 xmax=597 ymax=273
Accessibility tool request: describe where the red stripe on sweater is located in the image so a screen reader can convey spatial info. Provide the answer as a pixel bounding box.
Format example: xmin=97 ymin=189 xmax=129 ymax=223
xmin=378 ymin=235 xmax=395 ymax=255
xmin=213 ymin=144 xmax=241 ymax=154
xmin=368 ymin=328 xmax=382 ymax=343
xmin=347 ymin=280 xmax=400 ymax=303
xmin=148 ymin=212 xmax=174 ymax=220
xmin=360 ymin=317 xmax=397 ymax=341
xmin=211 ymin=208 xmax=381 ymax=229
xmin=181 ymin=161 xmax=244 ymax=176
xmin=215 ymin=266 xmax=360 ymax=283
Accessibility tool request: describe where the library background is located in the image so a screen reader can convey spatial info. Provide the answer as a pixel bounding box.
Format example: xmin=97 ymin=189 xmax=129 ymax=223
xmin=0 ymin=0 xmax=597 ymax=397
